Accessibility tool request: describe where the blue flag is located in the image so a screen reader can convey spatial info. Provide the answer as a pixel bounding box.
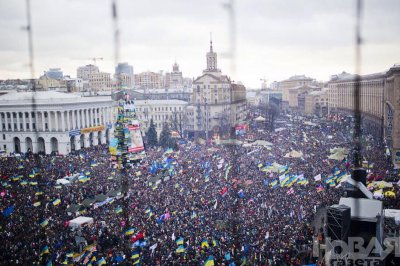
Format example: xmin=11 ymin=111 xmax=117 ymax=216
xmin=115 ymin=255 xmax=124 ymax=263
xmin=2 ymin=205 xmax=14 ymax=217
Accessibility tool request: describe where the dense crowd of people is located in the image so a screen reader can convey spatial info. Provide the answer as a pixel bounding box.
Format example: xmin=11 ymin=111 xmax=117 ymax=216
xmin=0 ymin=113 xmax=399 ymax=265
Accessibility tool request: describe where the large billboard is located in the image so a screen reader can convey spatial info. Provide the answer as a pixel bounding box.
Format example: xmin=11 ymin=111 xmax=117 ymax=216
xmin=126 ymin=120 xmax=144 ymax=153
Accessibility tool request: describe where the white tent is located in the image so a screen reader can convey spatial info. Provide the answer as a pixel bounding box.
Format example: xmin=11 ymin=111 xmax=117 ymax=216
xmin=304 ymin=121 xmax=317 ymax=126
xmin=253 ymin=140 xmax=273 ymax=147
xmin=69 ymin=216 xmax=94 ymax=229
xmin=254 ymin=116 xmax=266 ymax=122
xmin=56 ymin=178 xmax=71 ymax=185
xmin=284 ymin=150 xmax=303 ymax=158
xmin=64 ymin=173 xmax=79 ymax=181
xmin=244 ymin=140 xmax=273 ymax=147
xmin=328 ymin=147 xmax=349 ymax=161
xmin=275 ymin=127 xmax=286 ymax=132
xmin=217 ymin=139 xmax=243 ymax=145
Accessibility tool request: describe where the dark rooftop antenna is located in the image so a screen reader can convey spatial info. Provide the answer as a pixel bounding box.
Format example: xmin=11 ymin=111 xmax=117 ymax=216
xmin=222 ymin=0 xmax=236 ymax=79
xmin=26 ymin=0 xmax=35 ymax=83
xmin=112 ymin=0 xmax=120 ymax=96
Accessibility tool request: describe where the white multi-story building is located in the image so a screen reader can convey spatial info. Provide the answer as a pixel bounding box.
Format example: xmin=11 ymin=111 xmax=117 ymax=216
xmin=134 ymin=99 xmax=188 ymax=137
xmin=0 ymin=91 xmax=115 ymax=155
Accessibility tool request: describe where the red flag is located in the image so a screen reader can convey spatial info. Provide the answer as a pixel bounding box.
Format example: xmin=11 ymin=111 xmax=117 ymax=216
xmin=64 ymin=220 xmax=70 ymax=228
xmin=131 ymin=232 xmax=144 ymax=243
xmin=220 ymin=187 xmax=228 ymax=197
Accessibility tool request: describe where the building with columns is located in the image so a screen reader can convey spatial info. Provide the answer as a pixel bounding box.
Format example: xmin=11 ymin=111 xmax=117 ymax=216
xmin=0 ymin=91 xmax=115 ymax=155
xmin=327 ymin=65 xmax=400 ymax=167
xmin=186 ymin=39 xmax=247 ymax=139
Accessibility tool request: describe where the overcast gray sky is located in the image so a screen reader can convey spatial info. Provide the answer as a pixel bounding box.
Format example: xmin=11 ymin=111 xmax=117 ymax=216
xmin=0 ymin=0 xmax=399 ymax=88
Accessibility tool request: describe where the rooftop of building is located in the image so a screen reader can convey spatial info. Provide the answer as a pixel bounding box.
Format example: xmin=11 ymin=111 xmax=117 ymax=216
xmin=282 ymin=75 xmax=314 ymax=82
xmin=0 ymin=91 xmax=113 ymax=105
xmin=288 ymin=84 xmax=321 ymax=91
xmin=329 ymin=71 xmax=387 ymax=82
xmin=193 ymin=73 xmax=230 ymax=83
xmin=133 ymin=99 xmax=189 ymax=105
xmin=132 ymin=88 xmax=191 ymax=94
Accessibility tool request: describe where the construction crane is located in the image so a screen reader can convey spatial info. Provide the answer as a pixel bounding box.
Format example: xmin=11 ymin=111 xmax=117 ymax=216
xmin=90 ymin=57 xmax=103 ymax=66
xmin=71 ymin=57 xmax=103 ymax=66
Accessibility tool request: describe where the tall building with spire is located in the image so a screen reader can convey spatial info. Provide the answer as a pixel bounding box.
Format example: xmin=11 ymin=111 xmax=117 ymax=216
xmin=204 ymin=38 xmax=220 ymax=73
xmin=185 ymin=38 xmax=247 ymax=140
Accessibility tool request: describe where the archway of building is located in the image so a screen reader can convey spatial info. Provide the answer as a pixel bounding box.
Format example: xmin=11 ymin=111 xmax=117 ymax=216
xmin=25 ymin=137 xmax=33 ymax=152
xmin=105 ymin=129 xmax=110 ymax=145
xmin=70 ymin=136 xmax=76 ymax=151
xmin=80 ymin=134 xmax=85 ymax=149
xmin=13 ymin=137 xmax=21 ymax=153
xmin=37 ymin=137 xmax=45 ymax=153
xmin=89 ymin=132 xmax=94 ymax=147
xmin=50 ymin=137 xmax=58 ymax=153
xmin=98 ymin=131 xmax=102 ymax=145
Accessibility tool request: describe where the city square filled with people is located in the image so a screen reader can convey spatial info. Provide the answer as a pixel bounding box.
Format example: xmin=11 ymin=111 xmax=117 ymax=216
xmin=1 ymin=112 xmax=399 ymax=265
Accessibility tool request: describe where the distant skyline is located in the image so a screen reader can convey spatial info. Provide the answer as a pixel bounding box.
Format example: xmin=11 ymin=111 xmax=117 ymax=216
xmin=0 ymin=0 xmax=399 ymax=88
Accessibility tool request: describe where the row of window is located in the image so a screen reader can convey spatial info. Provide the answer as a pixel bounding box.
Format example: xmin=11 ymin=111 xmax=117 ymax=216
xmin=137 ymin=114 xmax=175 ymax=121
xmin=1 ymin=117 xmax=101 ymax=132
xmin=136 ymin=106 xmax=183 ymax=112
xmin=2 ymin=123 xmax=36 ymax=131
xmin=1 ymin=112 xmax=36 ymax=119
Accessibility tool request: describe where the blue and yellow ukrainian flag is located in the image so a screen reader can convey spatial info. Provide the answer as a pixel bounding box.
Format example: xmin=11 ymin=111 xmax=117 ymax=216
xmin=40 ymin=219 xmax=49 ymax=227
xmin=176 ymin=245 xmax=185 ymax=253
xmin=280 ymin=176 xmax=290 ymax=187
xmin=131 ymin=250 xmax=140 ymax=259
xmin=212 ymin=238 xmax=218 ymax=247
xmin=270 ymin=179 xmax=278 ymax=188
xmin=115 ymin=206 xmax=123 ymax=214
xmin=53 ymin=199 xmax=61 ymax=206
xmin=125 ymin=228 xmax=135 ymax=235
xmin=204 ymin=255 xmax=215 ymax=266
xmin=201 ymin=240 xmax=209 ymax=248
xmin=176 ymin=237 xmax=184 ymax=245
xmin=98 ymin=257 xmax=106 ymax=265
xmin=40 ymin=246 xmax=50 ymax=256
